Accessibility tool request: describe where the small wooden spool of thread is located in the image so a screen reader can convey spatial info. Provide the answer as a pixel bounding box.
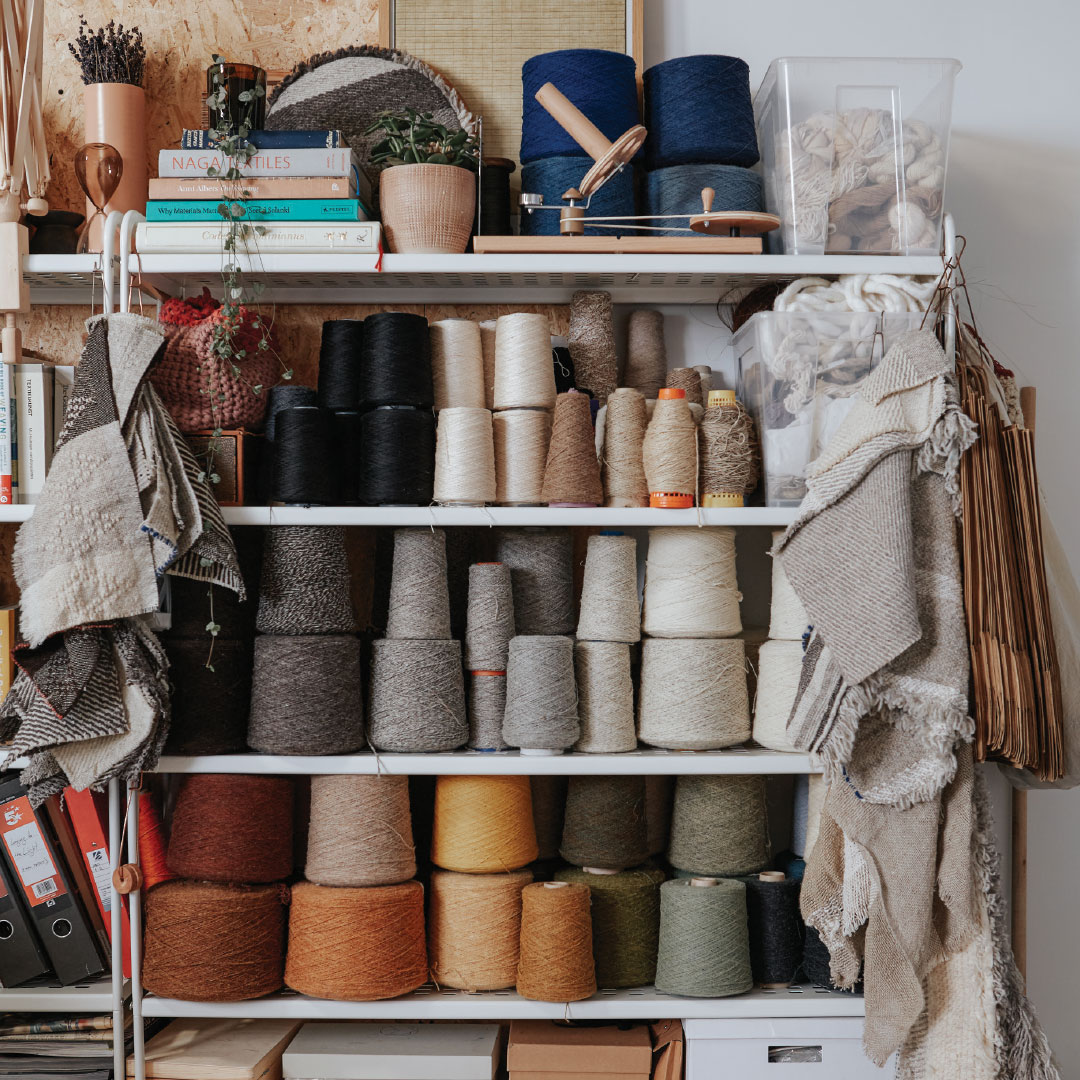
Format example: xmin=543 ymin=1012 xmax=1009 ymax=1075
xmin=516 ymin=881 xmax=596 ymax=1002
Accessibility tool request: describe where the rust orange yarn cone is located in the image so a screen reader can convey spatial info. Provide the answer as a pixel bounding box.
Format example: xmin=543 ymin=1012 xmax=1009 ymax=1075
xmin=285 ymin=880 xmax=428 ymax=1001
xmin=516 ymin=881 xmax=596 ymax=1002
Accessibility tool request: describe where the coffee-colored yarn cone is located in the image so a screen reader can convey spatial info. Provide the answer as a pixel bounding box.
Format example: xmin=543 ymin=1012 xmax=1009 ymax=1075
xmin=305 ymin=775 xmax=415 ymax=887
xmin=667 ymin=367 xmax=703 ymax=405
xmin=142 ymin=881 xmax=286 ymax=1002
xmin=465 ymin=562 xmax=515 ymax=670
xmin=601 ymin=389 xmax=648 ymax=507
xmin=166 ymin=775 xmax=294 ymax=884
xmin=503 ymin=635 xmax=580 ymax=751
xmin=431 ymin=775 xmax=538 ymax=873
xmin=655 ymin=877 xmax=753 ymax=998
xmin=555 ymin=865 xmax=664 ymax=988
xmin=625 ymin=309 xmax=667 ymax=398
xmin=574 ymin=641 xmax=637 ymax=754
xmin=257 ymin=526 xmax=357 ymax=635
xmin=576 ymin=533 xmax=640 ymax=642
xmin=494 ymin=528 xmax=574 ymax=636
xmin=530 ymin=775 xmax=568 ymax=860
xmin=642 ymin=393 xmax=698 ymax=499
xmin=541 ymin=391 xmax=602 ymax=506
xmin=428 ymin=868 xmax=532 ymax=990
xmin=560 ymin=775 xmax=649 ymax=870
xmin=285 ymin=880 xmax=427 ymax=1001
xmin=668 ymin=775 xmax=769 ymax=876
xmin=248 ymin=635 xmax=365 ymax=755
xmin=386 ymin=527 xmax=452 ymax=639
xmin=516 ymin=881 xmax=596 ymax=1002
xmin=567 ymin=290 xmax=617 ymax=404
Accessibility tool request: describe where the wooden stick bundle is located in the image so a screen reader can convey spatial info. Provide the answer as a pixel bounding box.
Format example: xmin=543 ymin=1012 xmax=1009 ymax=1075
xmin=957 ymin=327 xmax=1063 ymax=780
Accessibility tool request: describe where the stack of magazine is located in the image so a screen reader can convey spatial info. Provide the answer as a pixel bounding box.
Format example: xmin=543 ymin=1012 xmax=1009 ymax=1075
xmin=0 ymin=1012 xmax=132 ymax=1080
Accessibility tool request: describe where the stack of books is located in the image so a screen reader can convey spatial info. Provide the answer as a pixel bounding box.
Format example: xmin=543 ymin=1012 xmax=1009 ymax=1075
xmin=137 ymin=129 xmax=381 ymax=254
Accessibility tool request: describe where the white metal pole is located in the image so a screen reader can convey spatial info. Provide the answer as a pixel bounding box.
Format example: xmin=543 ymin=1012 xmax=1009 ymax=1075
xmin=127 ymin=786 xmax=146 ymax=1080
xmin=108 ymin=778 xmax=125 ymax=1080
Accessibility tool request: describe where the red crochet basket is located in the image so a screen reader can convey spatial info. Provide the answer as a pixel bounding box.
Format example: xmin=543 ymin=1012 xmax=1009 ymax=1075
xmin=152 ymin=289 xmax=278 ymax=433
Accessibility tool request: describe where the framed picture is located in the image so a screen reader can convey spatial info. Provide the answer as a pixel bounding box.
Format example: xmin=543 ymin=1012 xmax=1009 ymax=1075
xmin=380 ymin=0 xmax=643 ymax=164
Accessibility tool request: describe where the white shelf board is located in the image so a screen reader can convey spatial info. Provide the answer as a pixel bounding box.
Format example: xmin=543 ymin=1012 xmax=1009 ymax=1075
xmin=141 ymin=984 xmax=863 ymax=1020
xmin=0 ymin=976 xmax=127 ymax=1011
xmin=154 ymin=748 xmax=821 ymax=776
xmin=0 ymin=505 xmax=796 ymax=527
xmin=26 ymin=252 xmax=944 ymax=305
xmin=25 ymin=254 xmax=114 ymax=305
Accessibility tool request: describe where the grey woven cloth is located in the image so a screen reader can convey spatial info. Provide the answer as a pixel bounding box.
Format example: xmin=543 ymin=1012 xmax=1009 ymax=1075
xmin=15 ymin=314 xmax=243 ymax=647
xmin=776 ymin=329 xmax=978 ymax=807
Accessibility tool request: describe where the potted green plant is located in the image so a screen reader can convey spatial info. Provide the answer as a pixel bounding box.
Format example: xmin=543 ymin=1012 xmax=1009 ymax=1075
xmin=366 ymin=109 xmax=479 ymax=254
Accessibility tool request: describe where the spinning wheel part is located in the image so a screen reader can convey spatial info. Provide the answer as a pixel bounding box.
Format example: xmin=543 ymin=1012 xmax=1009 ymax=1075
xmin=689 ymin=187 xmax=781 ymax=236
xmin=533 ymin=82 xmax=646 ymax=199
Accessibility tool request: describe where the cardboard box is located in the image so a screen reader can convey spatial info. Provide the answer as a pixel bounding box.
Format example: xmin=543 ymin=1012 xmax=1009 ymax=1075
xmin=508 ymin=1021 xmax=652 ymax=1080
xmin=185 ymin=429 xmax=263 ymax=506
xmin=283 ymin=1023 xmax=501 ymax=1080
xmin=650 ymin=1021 xmax=683 ymax=1080
xmin=130 ymin=1018 xmax=301 ymax=1080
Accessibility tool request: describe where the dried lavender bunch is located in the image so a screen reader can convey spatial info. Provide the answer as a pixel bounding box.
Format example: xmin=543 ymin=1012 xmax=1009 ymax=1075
xmin=68 ymin=18 xmax=146 ymax=86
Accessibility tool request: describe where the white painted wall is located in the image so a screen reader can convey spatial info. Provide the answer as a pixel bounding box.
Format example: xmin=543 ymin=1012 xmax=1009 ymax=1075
xmin=644 ymin=0 xmax=1080 ymax=1070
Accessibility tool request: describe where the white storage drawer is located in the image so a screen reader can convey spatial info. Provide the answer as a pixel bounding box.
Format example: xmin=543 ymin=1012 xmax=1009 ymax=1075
xmin=684 ymin=1017 xmax=891 ymax=1078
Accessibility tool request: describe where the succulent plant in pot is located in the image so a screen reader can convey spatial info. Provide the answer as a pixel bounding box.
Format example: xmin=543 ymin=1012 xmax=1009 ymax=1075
xmin=366 ymin=109 xmax=479 ymax=254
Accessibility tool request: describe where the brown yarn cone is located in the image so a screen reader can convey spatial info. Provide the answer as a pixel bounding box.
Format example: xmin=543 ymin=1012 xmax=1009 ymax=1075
xmin=285 ymin=880 xmax=428 ymax=1001
xmin=667 ymin=367 xmax=703 ymax=405
xmin=568 ymin=290 xmax=617 ymax=404
xmin=541 ymin=390 xmax=602 ymax=506
xmin=625 ymin=309 xmax=667 ymax=398
xmin=166 ymin=775 xmax=294 ymax=884
xmin=142 ymin=881 xmax=287 ymax=1001
xmin=517 ymin=881 xmax=596 ymax=1002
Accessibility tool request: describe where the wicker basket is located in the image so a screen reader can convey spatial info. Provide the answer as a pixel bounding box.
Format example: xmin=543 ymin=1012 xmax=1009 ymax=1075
xmin=379 ymin=163 xmax=476 ymax=254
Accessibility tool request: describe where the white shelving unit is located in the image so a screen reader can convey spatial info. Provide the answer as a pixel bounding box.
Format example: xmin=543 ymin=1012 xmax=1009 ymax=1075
xmin=24 ymin=251 xmax=945 ymax=305
xmin=142 ymin=984 xmax=863 ymax=1021
xmin=154 ymin=748 xmax=822 ymax=775
xmin=0 ymin=976 xmax=127 ymax=1012
xmin=0 ymin=505 xmax=797 ymax=527
xmin=15 ymin=208 xmax=955 ymax=1080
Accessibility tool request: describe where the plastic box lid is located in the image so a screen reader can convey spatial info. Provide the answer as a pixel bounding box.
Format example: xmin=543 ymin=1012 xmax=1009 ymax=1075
xmin=282 ymin=1023 xmax=501 ymax=1080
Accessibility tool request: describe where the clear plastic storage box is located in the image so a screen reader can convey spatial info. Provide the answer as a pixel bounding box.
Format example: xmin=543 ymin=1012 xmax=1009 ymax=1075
xmin=755 ymin=57 xmax=961 ymax=255
xmin=735 ymin=311 xmax=924 ymax=506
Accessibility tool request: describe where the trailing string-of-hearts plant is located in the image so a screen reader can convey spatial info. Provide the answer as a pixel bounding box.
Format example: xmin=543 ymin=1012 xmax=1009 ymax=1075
xmin=196 ymin=56 xmax=294 ymax=665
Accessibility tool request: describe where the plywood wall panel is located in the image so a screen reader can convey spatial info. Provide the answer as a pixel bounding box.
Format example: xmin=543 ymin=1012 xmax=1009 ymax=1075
xmin=43 ymin=0 xmax=381 ymax=212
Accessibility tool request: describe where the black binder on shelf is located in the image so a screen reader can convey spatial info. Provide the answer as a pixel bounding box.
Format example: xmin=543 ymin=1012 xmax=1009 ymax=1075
xmin=0 ymin=776 xmax=106 ymax=985
xmin=0 ymin=846 xmax=50 ymax=987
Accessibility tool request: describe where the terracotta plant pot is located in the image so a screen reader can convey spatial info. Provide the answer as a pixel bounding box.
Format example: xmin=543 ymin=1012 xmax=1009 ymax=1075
xmin=378 ymin=163 xmax=476 ymax=254
xmin=83 ymin=83 xmax=148 ymax=251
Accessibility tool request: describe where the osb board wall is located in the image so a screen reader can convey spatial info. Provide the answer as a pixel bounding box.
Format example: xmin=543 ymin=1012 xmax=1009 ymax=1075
xmin=20 ymin=304 xmax=570 ymax=380
xmin=43 ymin=0 xmax=381 ymax=214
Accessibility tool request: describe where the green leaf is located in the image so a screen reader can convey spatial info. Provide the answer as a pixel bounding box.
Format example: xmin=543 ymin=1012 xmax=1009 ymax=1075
xmin=209 ymin=473 xmax=221 ymax=484
xmin=206 ymin=621 xmax=221 ymax=635
xmin=427 ymin=152 xmax=448 ymax=164
xmin=199 ymin=556 xmax=213 ymax=568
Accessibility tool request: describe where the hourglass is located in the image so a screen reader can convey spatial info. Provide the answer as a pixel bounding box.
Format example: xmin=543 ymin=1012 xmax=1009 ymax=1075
xmin=75 ymin=143 xmax=123 ymax=254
